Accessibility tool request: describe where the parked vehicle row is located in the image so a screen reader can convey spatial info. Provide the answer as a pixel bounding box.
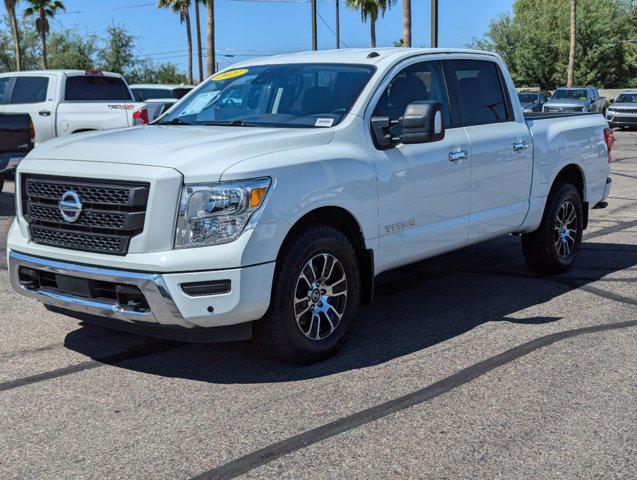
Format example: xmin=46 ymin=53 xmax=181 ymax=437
xmin=130 ymin=83 xmax=194 ymax=121
xmin=7 ymin=48 xmax=613 ymax=363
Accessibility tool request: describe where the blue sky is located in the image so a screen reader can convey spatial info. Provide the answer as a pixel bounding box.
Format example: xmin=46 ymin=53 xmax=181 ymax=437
xmin=4 ymin=0 xmax=514 ymax=72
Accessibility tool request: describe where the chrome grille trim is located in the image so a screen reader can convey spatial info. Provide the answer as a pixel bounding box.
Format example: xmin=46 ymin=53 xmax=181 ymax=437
xmin=22 ymin=175 xmax=149 ymax=256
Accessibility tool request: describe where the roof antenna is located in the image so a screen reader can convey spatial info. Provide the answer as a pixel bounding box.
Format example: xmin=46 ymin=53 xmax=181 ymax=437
xmin=367 ymin=52 xmax=380 ymax=59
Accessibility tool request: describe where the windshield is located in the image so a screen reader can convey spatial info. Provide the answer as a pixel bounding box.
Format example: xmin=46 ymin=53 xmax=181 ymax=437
xmin=552 ymin=89 xmax=589 ymax=100
xmin=518 ymin=93 xmax=538 ymax=104
xmin=161 ymin=63 xmax=375 ymax=128
xmin=615 ymin=93 xmax=637 ymax=104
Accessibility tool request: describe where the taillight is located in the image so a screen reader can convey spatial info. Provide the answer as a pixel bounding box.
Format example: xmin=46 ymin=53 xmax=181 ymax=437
xmin=29 ymin=121 xmax=35 ymax=141
xmin=603 ymin=127 xmax=614 ymax=164
xmin=133 ymin=109 xmax=149 ymax=126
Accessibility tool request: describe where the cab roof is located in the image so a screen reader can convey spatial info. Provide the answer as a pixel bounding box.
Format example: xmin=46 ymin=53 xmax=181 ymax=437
xmin=228 ymin=47 xmax=500 ymax=69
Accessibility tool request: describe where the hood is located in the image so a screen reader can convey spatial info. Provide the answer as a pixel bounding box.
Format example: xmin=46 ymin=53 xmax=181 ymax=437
xmin=545 ymin=98 xmax=589 ymax=106
xmin=28 ymin=124 xmax=334 ymax=180
xmin=609 ymin=102 xmax=637 ymax=110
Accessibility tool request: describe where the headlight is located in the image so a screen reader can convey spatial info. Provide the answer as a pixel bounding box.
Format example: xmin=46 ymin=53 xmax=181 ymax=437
xmin=175 ymin=177 xmax=271 ymax=249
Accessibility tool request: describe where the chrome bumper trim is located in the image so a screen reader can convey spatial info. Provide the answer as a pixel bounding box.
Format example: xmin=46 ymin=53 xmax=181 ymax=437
xmin=8 ymin=251 xmax=184 ymax=325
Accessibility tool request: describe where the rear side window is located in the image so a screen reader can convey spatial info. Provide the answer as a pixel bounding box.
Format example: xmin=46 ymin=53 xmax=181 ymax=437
xmin=10 ymin=76 xmax=49 ymax=104
xmin=444 ymin=60 xmax=511 ymax=126
xmin=131 ymin=88 xmax=172 ymax=101
xmin=0 ymin=77 xmax=11 ymax=103
xmin=65 ymin=76 xmax=133 ymax=101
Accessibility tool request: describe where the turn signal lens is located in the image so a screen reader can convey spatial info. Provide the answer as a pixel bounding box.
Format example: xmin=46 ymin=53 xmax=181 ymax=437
xmin=249 ymin=187 xmax=267 ymax=208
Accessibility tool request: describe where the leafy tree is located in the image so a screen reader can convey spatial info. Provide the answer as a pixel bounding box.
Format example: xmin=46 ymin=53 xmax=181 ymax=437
xmin=206 ymin=0 xmax=215 ymax=75
xmin=0 ymin=15 xmax=40 ymax=71
xmin=469 ymin=0 xmax=636 ymax=89
xmin=129 ymin=59 xmax=188 ymax=84
xmin=4 ymin=0 xmax=22 ymax=70
xmin=47 ymin=29 xmax=97 ymax=70
xmin=347 ymin=0 xmax=396 ymax=47
xmin=22 ymin=0 xmax=65 ymax=69
xmin=157 ymin=0 xmax=193 ymax=85
xmin=97 ymin=24 xmax=135 ymax=76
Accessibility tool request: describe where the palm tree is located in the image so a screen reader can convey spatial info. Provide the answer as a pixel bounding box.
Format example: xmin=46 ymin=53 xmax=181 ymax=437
xmin=346 ymin=0 xmax=395 ymax=48
xmin=206 ymin=0 xmax=215 ymax=75
xmin=157 ymin=0 xmax=193 ymax=85
xmin=193 ymin=0 xmax=204 ymax=82
xmin=23 ymin=0 xmax=65 ymax=69
xmin=4 ymin=0 xmax=22 ymax=70
xmin=402 ymin=0 xmax=411 ymax=47
xmin=567 ymin=0 xmax=576 ymax=87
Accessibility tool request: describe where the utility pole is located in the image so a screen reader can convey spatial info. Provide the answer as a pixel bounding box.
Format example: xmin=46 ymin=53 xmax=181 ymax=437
xmin=336 ymin=0 xmax=340 ymax=49
xmin=431 ymin=0 xmax=438 ymax=48
xmin=311 ymin=0 xmax=318 ymax=50
xmin=567 ymin=0 xmax=576 ymax=87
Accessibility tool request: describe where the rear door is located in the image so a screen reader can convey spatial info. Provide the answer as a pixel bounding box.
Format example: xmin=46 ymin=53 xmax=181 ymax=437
xmin=444 ymin=58 xmax=532 ymax=242
xmin=57 ymin=74 xmax=133 ymax=136
xmin=1 ymin=74 xmax=56 ymax=144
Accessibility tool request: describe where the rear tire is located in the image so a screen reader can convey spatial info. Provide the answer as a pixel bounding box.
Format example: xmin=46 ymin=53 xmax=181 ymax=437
xmin=254 ymin=225 xmax=361 ymax=364
xmin=522 ymin=183 xmax=583 ymax=274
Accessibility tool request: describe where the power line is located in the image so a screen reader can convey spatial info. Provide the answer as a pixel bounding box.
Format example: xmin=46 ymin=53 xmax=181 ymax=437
xmin=316 ymin=9 xmax=349 ymax=48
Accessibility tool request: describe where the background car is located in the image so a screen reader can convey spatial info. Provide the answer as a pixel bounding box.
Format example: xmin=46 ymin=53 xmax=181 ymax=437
xmin=130 ymin=84 xmax=194 ymax=121
xmin=517 ymin=89 xmax=551 ymax=112
xmin=606 ymin=89 xmax=637 ymax=128
xmin=542 ymin=86 xmax=606 ymax=113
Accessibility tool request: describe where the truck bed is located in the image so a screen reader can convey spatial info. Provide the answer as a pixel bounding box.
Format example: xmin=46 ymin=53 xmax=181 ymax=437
xmin=524 ymin=111 xmax=605 ymax=121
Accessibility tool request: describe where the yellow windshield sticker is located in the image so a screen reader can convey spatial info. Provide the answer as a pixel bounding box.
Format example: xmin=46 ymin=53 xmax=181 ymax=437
xmin=212 ymin=69 xmax=249 ymax=81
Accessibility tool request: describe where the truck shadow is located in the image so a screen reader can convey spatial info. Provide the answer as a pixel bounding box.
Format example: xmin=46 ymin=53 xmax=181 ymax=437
xmin=63 ymin=236 xmax=637 ymax=383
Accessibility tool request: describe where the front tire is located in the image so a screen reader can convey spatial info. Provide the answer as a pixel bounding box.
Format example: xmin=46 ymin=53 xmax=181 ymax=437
xmin=254 ymin=225 xmax=361 ymax=364
xmin=522 ymin=183 xmax=583 ymax=274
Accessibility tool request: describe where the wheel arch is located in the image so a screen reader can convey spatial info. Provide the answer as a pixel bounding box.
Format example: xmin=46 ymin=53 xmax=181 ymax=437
xmin=551 ymin=163 xmax=588 ymax=229
xmin=276 ymin=206 xmax=375 ymax=306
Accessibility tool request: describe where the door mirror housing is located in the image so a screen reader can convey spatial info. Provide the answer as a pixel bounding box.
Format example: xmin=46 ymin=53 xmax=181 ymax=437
xmin=401 ymin=100 xmax=445 ymax=144
xmin=370 ymin=100 xmax=446 ymax=149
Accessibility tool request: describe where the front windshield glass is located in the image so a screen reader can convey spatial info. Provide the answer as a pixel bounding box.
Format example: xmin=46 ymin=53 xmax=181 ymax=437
xmin=553 ymin=89 xmax=588 ymax=100
xmin=518 ymin=93 xmax=538 ymax=103
xmin=161 ymin=63 xmax=375 ymax=128
xmin=616 ymin=93 xmax=637 ymax=104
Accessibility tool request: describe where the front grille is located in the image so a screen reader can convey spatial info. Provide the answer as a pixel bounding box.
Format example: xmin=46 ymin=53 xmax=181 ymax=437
xmin=610 ymin=116 xmax=637 ymax=123
xmin=545 ymin=106 xmax=583 ymax=113
xmin=611 ymin=108 xmax=637 ymax=114
xmin=23 ymin=176 xmax=149 ymax=255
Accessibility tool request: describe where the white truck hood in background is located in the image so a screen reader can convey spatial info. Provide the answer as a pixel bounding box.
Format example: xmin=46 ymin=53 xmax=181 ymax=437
xmin=26 ymin=124 xmax=335 ymax=181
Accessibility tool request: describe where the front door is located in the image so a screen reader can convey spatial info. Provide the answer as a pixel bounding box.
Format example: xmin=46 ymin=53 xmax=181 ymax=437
xmin=369 ymin=59 xmax=471 ymax=272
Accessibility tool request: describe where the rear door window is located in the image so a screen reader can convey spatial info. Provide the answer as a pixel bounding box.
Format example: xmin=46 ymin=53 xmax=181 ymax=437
xmin=65 ymin=76 xmax=133 ymax=101
xmin=444 ymin=60 xmax=512 ymax=126
xmin=10 ymin=76 xmax=49 ymax=104
xmin=0 ymin=77 xmax=11 ymax=103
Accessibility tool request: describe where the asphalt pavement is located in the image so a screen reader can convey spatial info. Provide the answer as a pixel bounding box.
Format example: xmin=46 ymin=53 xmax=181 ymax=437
xmin=0 ymin=130 xmax=635 ymax=479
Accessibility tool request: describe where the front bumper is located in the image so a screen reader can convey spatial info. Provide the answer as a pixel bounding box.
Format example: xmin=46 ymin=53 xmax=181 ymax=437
xmin=0 ymin=152 xmax=28 ymax=175
xmin=606 ymin=112 xmax=637 ymax=127
xmin=8 ymin=251 xmax=275 ymax=335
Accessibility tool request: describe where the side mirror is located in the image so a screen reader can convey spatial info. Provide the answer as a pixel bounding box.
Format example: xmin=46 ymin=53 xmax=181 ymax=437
xmin=401 ymin=100 xmax=445 ymax=144
xmin=610 ymin=98 xmax=615 ymax=103
xmin=370 ymin=100 xmax=445 ymax=149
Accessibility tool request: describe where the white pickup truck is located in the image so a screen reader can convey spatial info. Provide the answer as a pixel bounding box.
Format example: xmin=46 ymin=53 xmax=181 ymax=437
xmin=7 ymin=49 xmax=613 ymax=364
xmin=0 ymin=70 xmax=148 ymax=145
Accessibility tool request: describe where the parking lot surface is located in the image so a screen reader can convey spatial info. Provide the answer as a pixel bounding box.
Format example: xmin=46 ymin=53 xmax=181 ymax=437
xmin=0 ymin=131 xmax=635 ymax=479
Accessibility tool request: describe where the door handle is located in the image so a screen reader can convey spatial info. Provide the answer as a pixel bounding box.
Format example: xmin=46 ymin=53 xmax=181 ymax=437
xmin=448 ymin=149 xmax=469 ymax=161
xmin=513 ymin=141 xmax=529 ymax=151
xmin=39 ymin=110 xmax=51 ymax=116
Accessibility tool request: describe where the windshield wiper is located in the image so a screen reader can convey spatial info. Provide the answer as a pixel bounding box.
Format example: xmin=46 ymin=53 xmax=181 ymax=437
xmin=200 ymin=120 xmax=262 ymax=127
xmin=160 ymin=118 xmax=193 ymax=125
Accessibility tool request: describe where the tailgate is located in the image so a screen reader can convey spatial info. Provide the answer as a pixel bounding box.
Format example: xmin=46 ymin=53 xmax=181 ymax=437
xmin=0 ymin=113 xmax=32 ymax=154
xmin=56 ymin=101 xmax=133 ymax=135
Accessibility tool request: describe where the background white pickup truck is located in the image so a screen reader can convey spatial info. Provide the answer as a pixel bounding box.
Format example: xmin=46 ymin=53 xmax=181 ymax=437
xmin=8 ymin=48 xmax=613 ymax=364
xmin=0 ymin=70 xmax=148 ymax=144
